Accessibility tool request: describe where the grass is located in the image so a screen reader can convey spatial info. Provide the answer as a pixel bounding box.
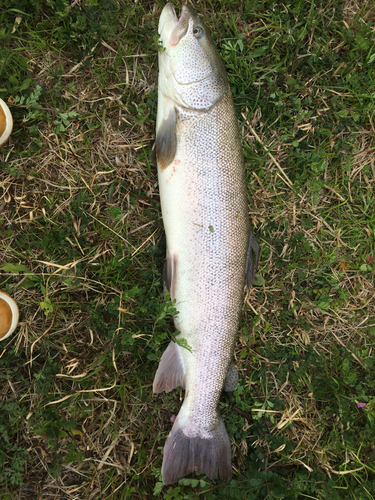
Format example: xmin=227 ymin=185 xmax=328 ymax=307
xmin=0 ymin=0 xmax=375 ymax=498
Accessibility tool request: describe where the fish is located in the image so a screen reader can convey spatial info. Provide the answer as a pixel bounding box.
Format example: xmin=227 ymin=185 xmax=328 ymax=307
xmin=151 ymin=3 xmax=259 ymax=485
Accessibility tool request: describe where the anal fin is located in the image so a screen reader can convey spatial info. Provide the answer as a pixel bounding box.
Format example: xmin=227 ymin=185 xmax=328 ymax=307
xmin=153 ymin=341 xmax=186 ymax=394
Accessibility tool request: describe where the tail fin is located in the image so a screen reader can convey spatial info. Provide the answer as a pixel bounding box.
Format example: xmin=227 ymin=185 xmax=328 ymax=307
xmin=161 ymin=413 xmax=232 ymax=485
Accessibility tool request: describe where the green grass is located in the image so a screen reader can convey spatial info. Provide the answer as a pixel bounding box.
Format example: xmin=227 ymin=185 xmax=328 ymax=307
xmin=1 ymin=0 xmax=375 ymax=498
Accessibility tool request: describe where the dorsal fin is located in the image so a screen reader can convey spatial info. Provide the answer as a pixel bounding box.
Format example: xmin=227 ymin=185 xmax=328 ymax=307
xmin=245 ymin=232 xmax=260 ymax=289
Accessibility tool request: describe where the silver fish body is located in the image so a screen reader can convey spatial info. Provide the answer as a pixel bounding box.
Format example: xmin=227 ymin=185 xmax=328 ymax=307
xmin=152 ymin=4 xmax=258 ymax=484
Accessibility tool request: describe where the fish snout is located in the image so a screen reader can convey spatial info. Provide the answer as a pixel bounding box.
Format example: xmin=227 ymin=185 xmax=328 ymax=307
xmin=169 ymin=6 xmax=189 ymax=46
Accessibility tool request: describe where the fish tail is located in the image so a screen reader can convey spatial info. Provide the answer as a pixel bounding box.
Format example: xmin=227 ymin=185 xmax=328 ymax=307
xmin=161 ymin=411 xmax=232 ymax=485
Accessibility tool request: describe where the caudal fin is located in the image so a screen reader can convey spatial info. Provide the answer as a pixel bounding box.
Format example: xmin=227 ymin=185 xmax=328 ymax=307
xmin=161 ymin=414 xmax=232 ymax=485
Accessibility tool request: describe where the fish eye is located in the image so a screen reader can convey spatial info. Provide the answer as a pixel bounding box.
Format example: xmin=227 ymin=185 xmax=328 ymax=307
xmin=193 ymin=26 xmax=204 ymax=39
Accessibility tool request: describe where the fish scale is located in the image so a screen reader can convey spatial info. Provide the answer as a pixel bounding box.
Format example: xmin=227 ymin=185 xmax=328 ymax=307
xmin=152 ymin=3 xmax=259 ymax=485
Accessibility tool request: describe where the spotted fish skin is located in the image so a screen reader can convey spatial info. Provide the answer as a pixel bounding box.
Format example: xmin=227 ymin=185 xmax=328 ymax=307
xmin=152 ymin=3 xmax=258 ymax=485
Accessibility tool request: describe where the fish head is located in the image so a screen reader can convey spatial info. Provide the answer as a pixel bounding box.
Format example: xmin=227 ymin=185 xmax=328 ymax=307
xmin=158 ymin=3 xmax=228 ymax=110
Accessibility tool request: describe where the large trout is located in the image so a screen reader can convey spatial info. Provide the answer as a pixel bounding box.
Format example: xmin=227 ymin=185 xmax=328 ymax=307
xmin=152 ymin=3 xmax=259 ymax=484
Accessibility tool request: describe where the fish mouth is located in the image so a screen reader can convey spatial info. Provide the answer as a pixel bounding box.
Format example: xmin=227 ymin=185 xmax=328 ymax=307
xmin=159 ymin=4 xmax=190 ymax=46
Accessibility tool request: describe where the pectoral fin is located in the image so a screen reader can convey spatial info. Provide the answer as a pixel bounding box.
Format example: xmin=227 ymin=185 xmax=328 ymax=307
xmin=223 ymin=362 xmax=238 ymax=392
xmin=155 ymin=106 xmax=177 ymax=171
xmin=245 ymin=232 xmax=260 ymax=289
